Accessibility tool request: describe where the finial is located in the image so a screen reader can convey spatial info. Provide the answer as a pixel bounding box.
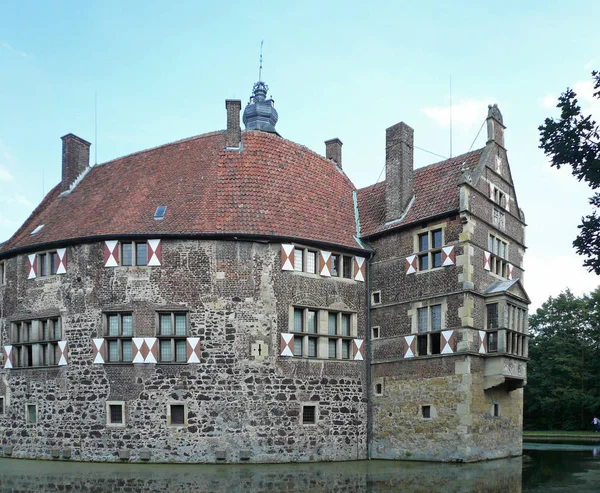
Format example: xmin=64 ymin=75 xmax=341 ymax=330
xmin=258 ymin=40 xmax=264 ymax=82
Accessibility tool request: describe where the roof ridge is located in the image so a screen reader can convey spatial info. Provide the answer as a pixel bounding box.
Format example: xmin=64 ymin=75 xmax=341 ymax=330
xmin=415 ymin=148 xmax=484 ymax=172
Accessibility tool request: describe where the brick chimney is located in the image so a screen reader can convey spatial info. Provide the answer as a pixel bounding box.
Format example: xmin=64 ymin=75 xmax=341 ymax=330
xmin=61 ymin=134 xmax=91 ymax=192
xmin=325 ymin=138 xmax=343 ymax=168
xmin=486 ymin=104 xmax=505 ymax=148
xmin=385 ymin=122 xmax=414 ymax=223
xmin=225 ymin=99 xmax=242 ymax=148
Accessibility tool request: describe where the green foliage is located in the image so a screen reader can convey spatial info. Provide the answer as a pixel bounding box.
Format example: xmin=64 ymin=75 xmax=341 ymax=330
xmin=539 ymin=71 xmax=600 ymax=273
xmin=525 ymin=288 xmax=600 ymax=430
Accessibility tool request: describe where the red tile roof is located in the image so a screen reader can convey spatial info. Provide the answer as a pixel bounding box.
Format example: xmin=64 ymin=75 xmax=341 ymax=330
xmin=357 ymin=149 xmax=483 ymax=237
xmin=0 ymin=131 xmax=362 ymax=254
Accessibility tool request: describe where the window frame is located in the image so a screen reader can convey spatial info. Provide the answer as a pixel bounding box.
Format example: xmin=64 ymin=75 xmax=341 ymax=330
xmin=157 ymin=312 xmax=188 ymax=363
xmin=26 ymin=403 xmax=38 ymax=424
xmin=104 ymin=313 xmax=134 ymax=363
xmin=415 ymin=226 xmax=444 ymax=272
xmin=0 ymin=396 xmax=4 ymax=416
xmin=10 ymin=317 xmax=62 ymax=368
xmin=106 ymin=401 xmax=126 ymax=427
xmin=0 ymin=261 xmax=5 ymax=285
xmin=301 ymin=404 xmax=317 ymax=425
xmin=372 ymin=326 xmax=380 ymax=339
xmin=488 ymin=233 xmax=510 ymax=279
xmin=371 ymin=291 xmax=381 ymax=305
xmin=120 ymin=240 xmax=149 ymax=267
xmin=167 ymin=402 xmax=188 ymax=427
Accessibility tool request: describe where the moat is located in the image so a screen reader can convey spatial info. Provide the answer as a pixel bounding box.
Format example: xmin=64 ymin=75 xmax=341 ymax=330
xmin=0 ymin=444 xmax=599 ymax=492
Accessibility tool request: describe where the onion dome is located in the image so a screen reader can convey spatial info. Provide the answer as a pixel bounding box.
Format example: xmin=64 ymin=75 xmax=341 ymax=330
xmin=243 ymin=81 xmax=279 ymax=134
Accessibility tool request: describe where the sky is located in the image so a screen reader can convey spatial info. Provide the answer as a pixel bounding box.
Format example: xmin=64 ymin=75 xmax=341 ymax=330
xmin=1 ymin=0 xmax=599 ymax=311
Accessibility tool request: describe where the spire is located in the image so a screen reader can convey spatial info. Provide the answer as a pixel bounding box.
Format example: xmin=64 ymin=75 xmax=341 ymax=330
xmin=243 ymin=42 xmax=279 ymax=134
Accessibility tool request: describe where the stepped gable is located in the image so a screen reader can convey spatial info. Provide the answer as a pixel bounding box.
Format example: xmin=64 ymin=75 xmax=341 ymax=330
xmin=0 ymin=130 xmax=361 ymax=255
xmin=357 ymin=149 xmax=483 ymax=237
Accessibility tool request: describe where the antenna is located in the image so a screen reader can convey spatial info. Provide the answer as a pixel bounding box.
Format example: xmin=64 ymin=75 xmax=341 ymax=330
xmin=94 ymin=92 xmax=98 ymax=165
xmin=449 ymin=75 xmax=453 ymax=158
xmin=258 ymin=40 xmax=264 ymax=81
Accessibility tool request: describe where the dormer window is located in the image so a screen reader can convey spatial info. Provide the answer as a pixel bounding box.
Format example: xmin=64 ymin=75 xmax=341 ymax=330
xmin=154 ymin=206 xmax=167 ymax=220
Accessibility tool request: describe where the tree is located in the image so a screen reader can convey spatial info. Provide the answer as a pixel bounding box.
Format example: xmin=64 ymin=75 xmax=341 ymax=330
xmin=524 ymin=288 xmax=600 ymax=430
xmin=539 ymin=71 xmax=600 ymax=273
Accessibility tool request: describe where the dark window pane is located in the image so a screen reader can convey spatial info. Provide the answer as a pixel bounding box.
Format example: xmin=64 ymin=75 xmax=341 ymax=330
xmin=331 ymin=255 xmax=340 ymax=276
xmin=418 ymin=233 xmax=428 ymax=252
xmin=422 ymin=405 xmax=431 ymax=418
xmin=488 ymin=331 xmax=498 ymax=352
xmin=431 ymin=333 xmax=441 ymax=354
xmin=170 ymin=405 xmax=185 ymax=425
xmin=432 ymin=251 xmax=442 ymax=268
xmin=110 ymin=405 xmax=123 ymax=424
xmin=39 ymin=253 xmax=47 ymax=276
xmin=136 ymin=243 xmax=148 ymax=266
xmin=122 ymin=243 xmax=133 ymax=266
xmin=432 ymin=229 xmax=443 ymax=248
xmin=418 ymin=254 xmax=429 ymax=271
xmin=302 ymin=405 xmax=316 ymax=424
xmin=50 ymin=252 xmax=59 ymax=274
xmin=417 ymin=334 xmax=428 ymax=356
xmin=487 ymin=304 xmax=498 ymax=329
xmin=342 ymin=340 xmax=351 ymax=359
xmin=342 ymin=256 xmax=352 ymax=278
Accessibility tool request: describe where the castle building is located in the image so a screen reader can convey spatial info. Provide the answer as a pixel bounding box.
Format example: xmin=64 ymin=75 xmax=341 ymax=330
xmin=0 ymin=80 xmax=529 ymax=463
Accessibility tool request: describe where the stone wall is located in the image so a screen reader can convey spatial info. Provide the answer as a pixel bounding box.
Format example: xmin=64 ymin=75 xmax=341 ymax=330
xmin=0 ymin=238 xmax=367 ymax=463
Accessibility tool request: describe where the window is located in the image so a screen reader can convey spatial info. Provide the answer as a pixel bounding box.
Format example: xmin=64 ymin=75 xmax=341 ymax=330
xmin=167 ymin=403 xmax=187 ymax=427
xmin=121 ymin=241 xmax=149 ymax=266
xmin=418 ymin=305 xmax=442 ymax=332
xmin=372 ymin=326 xmax=380 ymax=339
xmin=331 ymin=254 xmax=340 ymax=276
xmin=10 ymin=318 xmax=62 ymax=368
xmin=36 ymin=251 xmax=60 ymax=277
xmin=488 ymin=234 xmax=509 ymax=278
xmin=1 ymin=262 xmax=5 ymax=285
xmin=154 ymin=205 xmax=167 ymax=220
xmin=371 ymin=291 xmax=381 ymax=305
xmin=0 ymin=396 xmax=4 ymax=415
xmin=104 ymin=313 xmax=133 ymax=363
xmin=293 ymin=248 xmax=318 ymax=274
xmin=417 ymin=228 xmax=443 ymax=271
xmin=302 ymin=405 xmax=316 ymax=424
xmin=493 ymin=187 xmax=507 ymax=208
xmin=508 ymin=304 xmax=527 ymax=333
xmin=331 ymin=254 xmax=353 ymax=279
xmin=413 ymin=302 xmax=445 ymax=356
xmin=342 ymin=255 xmax=353 ymax=279
xmin=107 ymin=402 xmax=125 ymax=426
xmin=375 ymin=383 xmax=383 ymax=395
xmin=158 ymin=312 xmax=188 ymax=363
xmin=294 ymin=248 xmax=304 ymax=271
xmin=487 ymin=331 xmax=498 ymax=353
xmin=486 ymin=304 xmax=498 ymax=329
xmin=493 ymin=403 xmax=500 ymax=417
xmin=26 ymin=404 xmax=37 ymax=424
xmin=290 ymin=307 xmax=356 ymax=360
xmin=422 ymin=405 xmax=431 ymax=419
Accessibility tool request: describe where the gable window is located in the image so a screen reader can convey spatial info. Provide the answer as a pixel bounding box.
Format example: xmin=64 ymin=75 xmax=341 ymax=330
xmin=104 ymin=313 xmax=133 ymax=363
xmin=11 ymin=318 xmax=62 ymax=368
xmin=417 ymin=228 xmax=443 ymax=271
xmin=158 ymin=312 xmax=188 ymax=363
xmin=121 ymin=241 xmax=148 ymax=266
xmin=488 ymin=234 xmax=509 ymax=278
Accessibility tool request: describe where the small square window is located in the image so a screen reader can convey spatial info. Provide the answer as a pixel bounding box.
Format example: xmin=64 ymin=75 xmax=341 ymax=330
xmin=26 ymin=404 xmax=37 ymax=424
xmin=372 ymin=291 xmax=381 ymax=305
xmin=107 ymin=402 xmax=125 ymax=426
xmin=372 ymin=326 xmax=380 ymax=339
xmin=168 ymin=404 xmax=187 ymax=426
xmin=302 ymin=405 xmax=316 ymax=424
xmin=422 ymin=405 xmax=431 ymax=419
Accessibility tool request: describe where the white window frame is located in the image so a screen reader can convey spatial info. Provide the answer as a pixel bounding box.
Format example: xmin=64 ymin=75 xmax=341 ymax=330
xmin=106 ymin=401 xmax=126 ymax=427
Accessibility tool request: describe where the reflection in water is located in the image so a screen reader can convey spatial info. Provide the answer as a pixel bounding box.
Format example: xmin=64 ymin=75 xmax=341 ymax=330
xmin=0 ymin=456 xmax=523 ymax=493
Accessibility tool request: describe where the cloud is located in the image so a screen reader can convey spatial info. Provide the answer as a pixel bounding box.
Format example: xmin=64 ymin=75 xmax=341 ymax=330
xmin=525 ymin=253 xmax=599 ymax=311
xmin=0 ymin=41 xmax=31 ymax=58
xmin=421 ymin=99 xmax=491 ymax=129
xmin=0 ymin=166 xmax=13 ymax=182
xmin=572 ymin=79 xmax=600 ymax=120
xmin=540 ymin=93 xmax=557 ymax=109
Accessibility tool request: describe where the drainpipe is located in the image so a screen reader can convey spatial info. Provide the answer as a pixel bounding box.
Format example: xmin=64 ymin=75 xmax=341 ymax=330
xmin=365 ymin=249 xmax=374 ymax=459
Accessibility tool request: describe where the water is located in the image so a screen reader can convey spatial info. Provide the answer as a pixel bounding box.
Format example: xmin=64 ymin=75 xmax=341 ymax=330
xmin=0 ymin=444 xmax=598 ymax=492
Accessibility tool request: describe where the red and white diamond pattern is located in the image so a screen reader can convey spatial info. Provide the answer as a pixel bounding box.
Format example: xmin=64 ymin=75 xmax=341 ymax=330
xmin=353 ymin=339 xmax=364 ymax=360
xmin=479 ymin=331 xmax=487 ymax=353
xmin=147 ymin=239 xmax=162 ymax=266
xmin=3 ymin=346 xmax=13 ymax=369
xmin=104 ymin=240 xmax=119 ymax=267
xmin=27 ymin=254 xmax=37 ymax=279
xmin=404 ymin=335 xmax=415 ymax=358
xmin=132 ymin=338 xmax=158 ymax=363
xmin=484 ymin=251 xmax=491 ymax=271
xmin=92 ymin=339 xmax=105 ymax=364
xmin=406 ymin=255 xmax=417 ymax=275
xmin=187 ymin=337 xmax=201 ymax=363
xmin=319 ymin=251 xmax=332 ymax=276
xmin=354 ymin=257 xmax=365 ymax=282
xmin=280 ymin=333 xmax=294 ymax=357
xmin=281 ymin=244 xmax=295 ymax=271
xmin=58 ymin=341 xmax=68 ymax=365
xmin=56 ymin=248 xmax=67 ymax=274
xmin=441 ymin=330 xmax=455 ymax=354
xmin=442 ymin=246 xmax=455 ymax=267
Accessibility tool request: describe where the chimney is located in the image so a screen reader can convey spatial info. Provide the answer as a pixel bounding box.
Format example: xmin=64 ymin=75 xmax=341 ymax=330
xmin=61 ymin=134 xmax=91 ymax=192
xmin=385 ymin=122 xmax=414 ymax=223
xmin=325 ymin=138 xmax=343 ymax=168
xmin=486 ymin=104 xmax=505 ymax=148
xmin=225 ymin=99 xmax=242 ymax=148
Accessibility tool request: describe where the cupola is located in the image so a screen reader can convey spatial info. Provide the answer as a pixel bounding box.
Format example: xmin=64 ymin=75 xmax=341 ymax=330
xmin=242 ymin=81 xmax=279 ymax=134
